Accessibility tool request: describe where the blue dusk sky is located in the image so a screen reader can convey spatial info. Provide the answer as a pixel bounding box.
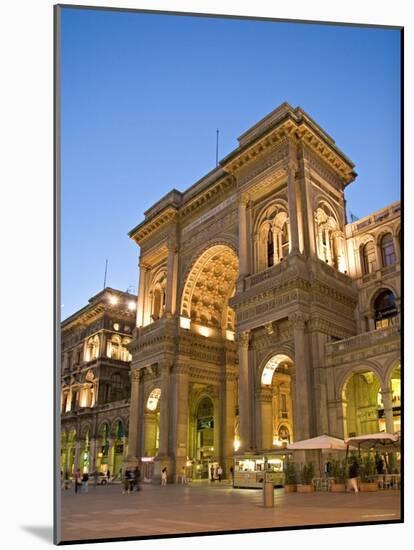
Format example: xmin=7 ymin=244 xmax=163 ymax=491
xmin=60 ymin=7 xmax=401 ymax=319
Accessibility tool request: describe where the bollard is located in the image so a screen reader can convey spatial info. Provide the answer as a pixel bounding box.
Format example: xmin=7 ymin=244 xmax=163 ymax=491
xmin=263 ymin=480 xmax=274 ymax=507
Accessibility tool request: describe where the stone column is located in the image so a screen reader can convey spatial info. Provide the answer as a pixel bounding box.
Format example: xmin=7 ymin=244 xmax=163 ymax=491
xmin=172 ymin=364 xmax=190 ymax=480
xmin=165 ymin=241 xmax=178 ymax=315
xmin=158 ymin=363 xmax=171 ymax=457
xmin=89 ymin=438 xmax=96 ymax=472
xmin=287 ymin=162 xmax=300 ymax=254
xmin=221 ymin=372 xmax=236 ymax=475
xmin=136 ymin=263 xmax=149 ymax=327
xmin=126 ymin=369 xmax=142 ymax=465
xmin=73 ymin=440 xmax=81 ymax=473
xmin=237 ymin=331 xmax=251 ymax=451
xmin=122 ymin=436 xmax=128 ymax=461
xmin=143 ymin=413 xmax=157 ymax=456
xmin=290 ymin=313 xmax=311 ymax=440
xmin=381 ymin=389 xmax=394 ymax=433
xmin=256 ymin=387 xmax=273 ymax=450
xmin=238 ymin=197 xmax=249 ymax=290
xmin=107 ymin=436 xmax=115 ymax=475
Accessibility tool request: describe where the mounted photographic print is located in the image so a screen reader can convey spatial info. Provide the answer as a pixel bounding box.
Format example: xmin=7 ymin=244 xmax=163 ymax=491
xmin=55 ymin=3 xmax=403 ymax=545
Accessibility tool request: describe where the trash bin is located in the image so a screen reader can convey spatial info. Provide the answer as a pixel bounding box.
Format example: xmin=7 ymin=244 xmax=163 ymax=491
xmin=263 ymin=480 xmax=274 ymax=507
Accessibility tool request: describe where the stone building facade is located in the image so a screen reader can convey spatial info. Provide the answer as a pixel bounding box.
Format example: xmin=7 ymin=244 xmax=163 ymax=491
xmin=60 ymin=103 xmax=401 ymax=483
xmin=124 ymin=103 xmax=401 ymax=482
xmin=60 ymin=288 xmax=137 ymax=477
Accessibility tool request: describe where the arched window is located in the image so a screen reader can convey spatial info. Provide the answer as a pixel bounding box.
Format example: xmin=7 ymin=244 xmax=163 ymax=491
xmin=267 ymin=228 xmax=274 ymax=267
xmin=150 ymin=271 xmax=167 ymax=321
xmin=107 ymin=335 xmax=121 ymax=360
xmin=256 ymin=206 xmax=290 ymax=272
xmin=361 ymin=241 xmax=376 ymax=274
xmin=314 ymin=204 xmax=346 ymax=272
xmin=85 ymin=335 xmax=100 ymax=362
xmin=147 ymin=388 xmax=161 ymax=411
xmin=374 ymin=289 xmax=397 ymax=329
xmin=380 ymin=234 xmax=396 ymax=267
xmin=280 ymin=221 xmax=289 ymax=259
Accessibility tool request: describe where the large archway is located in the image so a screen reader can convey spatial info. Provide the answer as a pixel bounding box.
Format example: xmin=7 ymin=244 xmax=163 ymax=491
xmin=258 ymin=354 xmax=294 ymax=450
xmin=180 ymin=244 xmax=239 ymax=340
xmin=342 ymin=370 xmax=382 ymax=437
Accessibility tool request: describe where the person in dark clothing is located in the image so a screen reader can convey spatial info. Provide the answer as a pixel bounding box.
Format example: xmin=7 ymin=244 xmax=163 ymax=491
xmin=375 ymin=453 xmax=385 ymax=475
xmin=210 ymin=465 xmax=215 ymax=482
xmin=348 ymin=458 xmax=359 ymax=493
xmin=229 ymin=466 xmax=234 ymax=486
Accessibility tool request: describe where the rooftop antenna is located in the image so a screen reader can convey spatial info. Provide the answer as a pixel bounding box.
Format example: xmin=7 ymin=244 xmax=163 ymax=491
xmin=103 ymin=259 xmax=108 ymax=289
xmin=216 ymin=128 xmax=219 ymax=166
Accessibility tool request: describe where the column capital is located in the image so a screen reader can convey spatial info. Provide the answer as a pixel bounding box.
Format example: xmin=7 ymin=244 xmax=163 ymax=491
xmin=289 ymin=312 xmax=309 ymax=329
xmin=238 ymin=330 xmax=250 ymax=349
xmin=239 ymin=194 xmax=250 ymax=207
xmin=138 ymin=260 xmax=151 ymax=271
xmin=130 ymin=368 xmax=142 ymax=382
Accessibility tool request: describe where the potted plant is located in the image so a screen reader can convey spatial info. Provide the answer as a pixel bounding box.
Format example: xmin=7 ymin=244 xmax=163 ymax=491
xmin=284 ymin=460 xmax=297 ymax=493
xmin=297 ymin=462 xmax=315 ymax=493
xmin=330 ymin=459 xmax=347 ymax=492
xmin=359 ymin=455 xmax=378 ymax=492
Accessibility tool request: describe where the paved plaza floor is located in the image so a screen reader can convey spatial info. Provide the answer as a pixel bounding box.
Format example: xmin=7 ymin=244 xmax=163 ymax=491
xmin=60 ymin=481 xmax=401 ymax=542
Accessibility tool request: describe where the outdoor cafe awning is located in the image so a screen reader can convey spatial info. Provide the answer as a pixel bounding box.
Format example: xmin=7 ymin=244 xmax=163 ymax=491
xmin=287 ymin=434 xmax=348 ymax=451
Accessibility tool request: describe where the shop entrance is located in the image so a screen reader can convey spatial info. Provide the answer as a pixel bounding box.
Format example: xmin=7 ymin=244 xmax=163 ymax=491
xmin=195 ymin=397 xmax=215 ymax=479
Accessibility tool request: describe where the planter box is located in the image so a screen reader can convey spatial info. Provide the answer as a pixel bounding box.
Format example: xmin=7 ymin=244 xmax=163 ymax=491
xmin=284 ymin=484 xmax=297 ymax=493
xmin=360 ymin=482 xmax=378 ymax=492
xmin=297 ymin=484 xmax=315 ymax=493
xmin=331 ymin=483 xmax=346 ymax=493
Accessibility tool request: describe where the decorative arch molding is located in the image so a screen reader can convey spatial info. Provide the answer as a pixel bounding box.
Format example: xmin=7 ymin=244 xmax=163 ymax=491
xmin=253 ymin=199 xmax=289 ymax=235
xmin=313 ymin=195 xmax=341 ymax=226
xmin=189 ymin=387 xmax=218 ymax=417
xmin=257 ymin=351 xmax=294 ymax=387
xmin=376 ymin=227 xmax=395 ymax=246
xmin=111 ymin=417 xmax=126 ymax=436
xmin=179 ymin=243 xmax=239 ymax=331
xmin=358 ymin=233 xmax=376 ymax=246
xmin=336 ymin=361 xmax=386 ymax=401
xmin=80 ymin=423 xmax=92 ymax=438
xmin=384 ymin=355 xmax=401 ymax=387
xmin=96 ymin=420 xmax=111 ymax=436
xmin=367 ymin=285 xmax=399 ymax=311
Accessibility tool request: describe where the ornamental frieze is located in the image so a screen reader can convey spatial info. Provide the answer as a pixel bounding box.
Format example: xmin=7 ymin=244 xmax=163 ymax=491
xmin=236 ymin=142 xmax=289 ymax=186
xmin=180 ymin=208 xmax=238 ymax=254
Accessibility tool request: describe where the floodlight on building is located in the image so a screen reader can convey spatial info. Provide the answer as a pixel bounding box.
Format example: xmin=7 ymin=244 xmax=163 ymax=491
xmin=180 ymin=317 xmax=191 ymax=330
xmin=108 ymin=295 xmax=119 ymax=305
xmin=234 ymin=438 xmax=240 ymax=452
xmin=128 ymin=300 xmax=136 ymax=311
xmin=226 ymin=330 xmax=235 ymax=341
xmin=198 ymin=326 xmax=210 ymax=338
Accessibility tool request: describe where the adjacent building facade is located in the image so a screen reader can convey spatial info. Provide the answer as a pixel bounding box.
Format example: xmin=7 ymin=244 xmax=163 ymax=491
xmin=60 ymin=103 xmax=401 ymax=483
xmin=60 ymin=288 xmax=137 ymax=478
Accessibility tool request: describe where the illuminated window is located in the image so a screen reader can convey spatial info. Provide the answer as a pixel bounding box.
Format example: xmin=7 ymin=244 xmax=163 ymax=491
xmin=374 ymin=289 xmax=397 ymax=329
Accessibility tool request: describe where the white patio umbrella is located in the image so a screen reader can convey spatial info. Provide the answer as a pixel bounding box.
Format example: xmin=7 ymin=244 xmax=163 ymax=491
xmin=345 ymin=432 xmax=400 ymax=452
xmin=287 ymin=434 xmax=348 ymax=451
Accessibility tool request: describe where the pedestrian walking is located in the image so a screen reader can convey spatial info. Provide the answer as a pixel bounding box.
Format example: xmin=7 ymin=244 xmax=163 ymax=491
xmin=217 ymin=465 xmax=223 ymax=482
xmin=229 ymin=466 xmax=234 ymax=487
xmin=181 ymin=466 xmax=187 ymax=485
xmin=347 ymin=458 xmax=359 ymax=493
xmin=106 ymin=470 xmax=111 ymax=484
xmin=93 ymin=470 xmax=98 ymax=489
xmin=122 ymin=469 xmax=129 ymax=494
xmin=210 ymin=465 xmax=215 ymax=482
xmin=161 ymin=467 xmax=167 ymax=486
xmin=81 ymin=472 xmax=89 ymax=494
xmin=134 ymin=466 xmax=141 ymax=492
xmin=74 ymin=469 xmax=81 ymax=494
